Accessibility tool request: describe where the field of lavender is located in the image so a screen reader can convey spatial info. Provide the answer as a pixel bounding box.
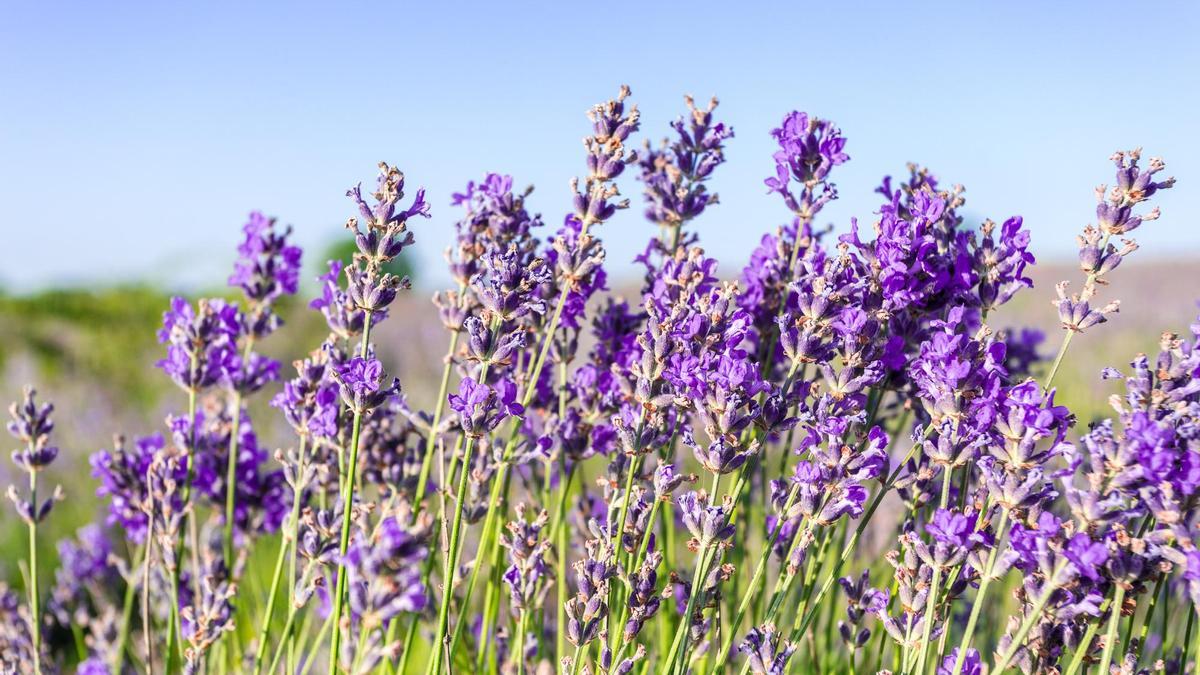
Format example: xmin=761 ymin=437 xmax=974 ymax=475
xmin=2 ymin=86 xmax=1197 ymax=675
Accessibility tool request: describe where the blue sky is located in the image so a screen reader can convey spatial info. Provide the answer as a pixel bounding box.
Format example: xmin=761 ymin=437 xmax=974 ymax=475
xmin=2 ymin=1 xmax=1198 ymax=292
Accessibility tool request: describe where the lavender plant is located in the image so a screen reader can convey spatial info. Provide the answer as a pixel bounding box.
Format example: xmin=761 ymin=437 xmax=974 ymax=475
xmin=4 ymin=87 xmax=1196 ymax=675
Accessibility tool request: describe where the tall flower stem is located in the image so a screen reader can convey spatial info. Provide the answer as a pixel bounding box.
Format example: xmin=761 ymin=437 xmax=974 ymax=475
xmin=328 ymin=311 xmax=375 ymax=674
xmin=785 ymin=438 xmax=925 ymax=648
xmin=439 ymin=251 xmax=581 ymax=672
xmin=223 ymin=336 xmax=258 ymax=565
xmin=26 ymin=470 xmax=42 ymax=675
xmin=141 ymin=521 xmax=156 ymax=675
xmin=427 ymin=431 xmax=481 ymax=675
xmin=413 ymin=308 xmax=464 ymax=513
xmin=711 ymin=482 xmax=802 ymax=673
xmin=459 ymin=468 xmax=511 ymax=663
xmin=556 ymin=459 xmax=576 ymax=665
xmin=912 ymin=467 xmax=954 ymax=674
xmin=1133 ymin=572 xmax=1166 ymax=659
xmin=112 ymin=544 xmax=145 ymax=670
xmin=1063 ymin=593 xmax=1114 ymax=675
xmin=990 ymin=573 xmax=1063 ymax=673
xmin=950 ymin=509 xmax=1010 ymax=675
xmin=1183 ymin=606 xmax=1197 ymax=671
xmin=1097 ymin=584 xmax=1128 ymax=675
xmin=380 ymin=327 xmax=462 ymax=669
xmin=252 ymin=435 xmax=308 ymax=675
xmin=666 ymin=472 xmax=723 ymax=675
xmin=166 ymin=377 xmax=200 ymax=667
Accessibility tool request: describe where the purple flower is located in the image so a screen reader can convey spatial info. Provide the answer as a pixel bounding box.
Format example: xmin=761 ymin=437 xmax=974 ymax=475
xmin=228 ymin=211 xmax=303 ymax=337
xmin=342 ymin=514 xmax=429 ymax=624
xmin=677 ymin=490 xmax=735 ymax=549
xmin=448 ymin=377 xmax=523 ymax=438
xmin=926 ymin=509 xmax=977 ymax=549
xmin=1063 ymin=532 xmax=1108 ymax=582
xmin=90 ymin=434 xmax=162 ymax=541
xmin=639 ymin=95 xmax=732 ymax=227
xmin=937 ymin=648 xmax=982 ymax=675
xmin=565 ymin=538 xmax=618 ymax=647
xmin=155 ymin=297 xmax=239 ymax=391
xmin=739 ymin=623 xmax=798 ymax=675
xmin=333 ymin=357 xmax=399 ymax=411
xmin=311 ymin=260 xmax=368 ymax=339
xmin=500 ymin=505 xmax=550 ymax=612
xmin=8 ymin=387 xmax=63 ymax=524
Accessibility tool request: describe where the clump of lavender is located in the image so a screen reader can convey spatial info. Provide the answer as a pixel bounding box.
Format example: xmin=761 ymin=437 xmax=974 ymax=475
xmin=6 ymin=88 xmax=1199 ymax=675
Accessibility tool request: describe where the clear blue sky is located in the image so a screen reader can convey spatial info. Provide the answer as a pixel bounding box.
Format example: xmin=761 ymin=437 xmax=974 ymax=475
xmin=2 ymin=1 xmax=1198 ymax=292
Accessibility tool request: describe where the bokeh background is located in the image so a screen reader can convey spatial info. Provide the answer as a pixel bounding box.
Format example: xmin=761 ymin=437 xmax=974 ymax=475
xmin=2 ymin=0 xmax=1199 ymax=551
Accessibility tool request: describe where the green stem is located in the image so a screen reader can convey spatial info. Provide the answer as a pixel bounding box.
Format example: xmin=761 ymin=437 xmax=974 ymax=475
xmin=267 ymin=607 xmax=300 ymax=675
xmin=166 ymin=379 xmax=199 ymax=667
xmin=665 ymin=543 xmax=715 ymax=675
xmin=27 ymin=471 xmax=42 ymax=675
xmin=787 ymin=437 xmax=925 ymax=645
xmin=1134 ymin=573 xmax=1166 ymax=663
xmin=142 ymin=521 xmax=156 ymax=675
xmin=1183 ymin=606 xmax=1196 ymax=671
xmin=556 ymin=461 xmax=574 ymax=666
xmin=252 ymin=437 xmax=307 ymax=675
xmin=427 ymin=432 xmax=480 ymax=675
xmin=1042 ymin=232 xmax=1112 ymax=391
xmin=991 ymin=575 xmax=1062 ymax=673
xmin=950 ymin=509 xmax=1010 ymax=675
xmin=1042 ymin=330 xmax=1075 ymax=392
xmin=1097 ymin=584 xmax=1128 ymax=675
xmin=912 ymin=467 xmax=954 ymax=673
xmin=412 ymin=325 xmax=462 ymax=515
xmin=112 ymin=544 xmax=143 ymax=670
xmin=328 ymin=311 xmax=374 ymax=674
xmin=1063 ymin=594 xmax=1113 ymax=675
xmin=667 ymin=473 xmax=724 ymax=674
xmin=715 ymin=482 xmax=801 ymax=667
xmin=459 ymin=466 xmax=511 ymax=663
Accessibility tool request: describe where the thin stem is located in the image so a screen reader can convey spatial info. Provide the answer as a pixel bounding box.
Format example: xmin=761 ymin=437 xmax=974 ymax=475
xmin=142 ymin=521 xmax=156 ymax=675
xmin=1183 ymin=606 xmax=1196 ymax=671
xmin=247 ymin=432 xmax=302 ymax=667
xmin=27 ymin=471 xmax=42 ymax=675
xmin=913 ymin=467 xmax=954 ymax=673
xmin=224 ymin=333 xmax=256 ymax=565
xmin=666 ymin=473 xmax=723 ymax=675
xmin=556 ymin=460 xmax=574 ymax=666
xmin=1134 ymin=573 xmax=1166 ymax=663
xmin=1063 ymin=595 xmax=1113 ymax=675
xmin=112 ymin=544 xmax=143 ymax=670
xmin=328 ymin=311 xmax=374 ymax=674
xmin=222 ymin=392 xmax=244 ymax=561
xmin=427 ymin=433 xmax=480 ymax=675
xmin=991 ymin=575 xmax=1062 ymax=673
xmin=1041 ymin=331 xmax=1075 ymax=391
xmin=712 ymin=484 xmax=802 ymax=673
xmin=166 ymin=380 xmax=200 ymax=666
xmin=1041 ymin=231 xmax=1112 ymax=392
xmin=267 ymin=607 xmax=300 ymax=675
xmin=285 ymin=439 xmax=313 ymax=672
xmin=950 ymin=509 xmax=1010 ymax=675
xmin=788 ymin=437 xmax=925 ymax=644
xmin=413 ymin=324 xmax=463 ymax=514
xmin=458 ymin=466 xmax=511 ymax=662
xmin=1097 ymin=584 xmax=1128 ymax=675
